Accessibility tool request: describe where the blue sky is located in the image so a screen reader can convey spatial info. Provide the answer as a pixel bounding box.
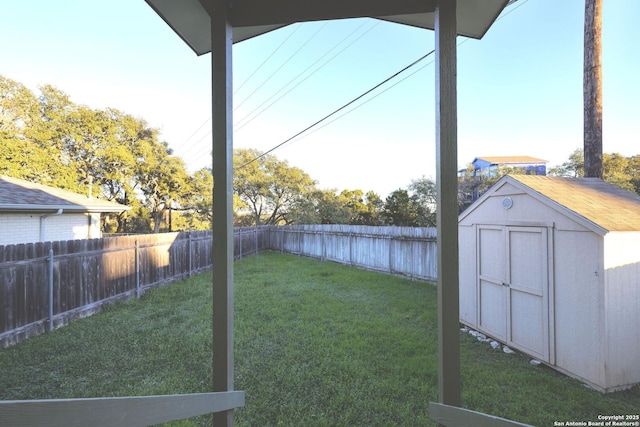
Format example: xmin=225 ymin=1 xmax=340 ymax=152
xmin=1 ymin=0 xmax=638 ymax=197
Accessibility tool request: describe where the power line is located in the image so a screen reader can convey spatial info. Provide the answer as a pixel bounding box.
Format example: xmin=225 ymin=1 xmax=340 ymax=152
xmin=234 ymin=24 xmax=301 ymax=95
xmin=233 ymin=20 xmax=378 ymax=132
xmin=233 ymin=22 xmax=329 ymax=112
xmin=179 ymin=21 xmax=376 ymax=161
xmin=289 ymin=59 xmax=435 ymax=145
xmin=178 ymin=26 xmax=301 ymax=159
xmin=237 ymin=0 xmax=530 ymax=169
xmin=238 ymin=51 xmax=435 ymax=169
xmin=179 ymin=117 xmax=210 ymax=147
xmin=186 ymin=0 xmax=529 ymax=170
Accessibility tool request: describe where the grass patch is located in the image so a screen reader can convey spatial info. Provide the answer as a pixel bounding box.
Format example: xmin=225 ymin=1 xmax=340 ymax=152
xmin=0 ymin=251 xmax=638 ymax=426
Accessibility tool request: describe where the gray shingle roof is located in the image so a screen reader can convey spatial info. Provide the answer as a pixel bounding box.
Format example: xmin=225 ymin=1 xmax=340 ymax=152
xmin=0 ymin=175 xmax=130 ymax=213
xmin=509 ymin=175 xmax=640 ymax=232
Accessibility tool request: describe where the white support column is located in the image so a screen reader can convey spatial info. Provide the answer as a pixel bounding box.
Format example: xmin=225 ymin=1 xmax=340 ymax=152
xmin=435 ymin=0 xmax=461 ymax=409
xmin=207 ymin=0 xmax=235 ymax=425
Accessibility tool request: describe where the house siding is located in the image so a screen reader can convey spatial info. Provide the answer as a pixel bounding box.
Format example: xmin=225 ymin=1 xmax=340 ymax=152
xmin=0 ymin=212 xmax=98 ymax=245
xmin=0 ymin=213 xmax=40 ymax=245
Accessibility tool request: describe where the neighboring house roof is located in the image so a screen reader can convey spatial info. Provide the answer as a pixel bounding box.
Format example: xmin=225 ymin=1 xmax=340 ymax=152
xmin=0 ymin=175 xmax=130 ymax=213
xmin=474 ymin=156 xmax=548 ymax=165
xmin=508 ymin=175 xmax=640 ymax=233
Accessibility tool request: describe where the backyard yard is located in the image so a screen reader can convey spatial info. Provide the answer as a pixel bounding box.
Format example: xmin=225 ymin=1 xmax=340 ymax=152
xmin=0 ymin=251 xmax=637 ymax=426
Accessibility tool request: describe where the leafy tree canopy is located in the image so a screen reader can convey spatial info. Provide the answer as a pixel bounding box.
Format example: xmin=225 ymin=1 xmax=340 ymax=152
xmin=549 ymin=148 xmax=640 ymax=195
xmin=2 ymin=74 xmax=447 ymax=232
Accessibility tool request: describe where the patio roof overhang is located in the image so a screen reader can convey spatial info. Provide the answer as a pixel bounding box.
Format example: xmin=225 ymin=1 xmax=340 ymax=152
xmin=145 ymin=0 xmax=508 ymax=55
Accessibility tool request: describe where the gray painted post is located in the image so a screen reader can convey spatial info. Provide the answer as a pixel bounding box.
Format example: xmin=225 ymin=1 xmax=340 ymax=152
xmin=238 ymin=228 xmax=242 ymax=259
xmin=135 ymin=241 xmax=141 ymax=299
xmin=435 ymin=0 xmax=461 ymax=410
xmin=48 ymin=248 xmax=54 ymax=332
xmin=206 ymin=0 xmax=235 ymax=425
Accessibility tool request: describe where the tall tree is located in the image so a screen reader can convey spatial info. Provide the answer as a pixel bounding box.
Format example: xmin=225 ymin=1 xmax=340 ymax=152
xmin=233 ymin=148 xmax=317 ymax=225
xmin=550 ymin=149 xmax=640 ymax=196
xmin=583 ymin=0 xmax=603 ymax=178
xmin=382 ymin=188 xmax=428 ymax=227
xmin=548 ymin=149 xmax=585 ymax=177
xmin=135 ymin=141 xmax=192 ymax=233
xmin=0 ymin=77 xmax=71 ymax=184
xmin=408 ymin=176 xmax=437 ymax=227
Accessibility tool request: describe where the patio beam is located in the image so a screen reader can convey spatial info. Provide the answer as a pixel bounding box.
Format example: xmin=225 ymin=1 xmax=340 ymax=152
xmin=230 ymin=0 xmax=435 ymax=27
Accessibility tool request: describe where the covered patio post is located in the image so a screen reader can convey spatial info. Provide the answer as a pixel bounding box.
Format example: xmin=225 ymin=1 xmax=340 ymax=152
xmin=207 ymin=0 xmax=236 ymax=425
xmin=435 ymin=0 xmax=461 ymax=409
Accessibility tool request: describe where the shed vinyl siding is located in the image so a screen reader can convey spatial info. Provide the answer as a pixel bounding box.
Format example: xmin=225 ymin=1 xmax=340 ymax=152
xmin=552 ymin=229 xmax=604 ymax=388
xmin=459 ymin=224 xmax=477 ymax=325
xmin=603 ymin=231 xmax=640 ymax=390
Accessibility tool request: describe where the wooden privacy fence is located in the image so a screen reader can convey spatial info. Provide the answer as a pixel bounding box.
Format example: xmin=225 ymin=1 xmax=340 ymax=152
xmin=0 ymin=228 xmax=266 ymax=348
xmin=266 ymin=225 xmax=437 ymax=282
xmin=0 ymin=225 xmax=435 ymax=347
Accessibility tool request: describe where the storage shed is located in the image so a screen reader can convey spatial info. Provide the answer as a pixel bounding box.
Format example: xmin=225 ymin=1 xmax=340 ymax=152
xmin=459 ymin=175 xmax=640 ymax=392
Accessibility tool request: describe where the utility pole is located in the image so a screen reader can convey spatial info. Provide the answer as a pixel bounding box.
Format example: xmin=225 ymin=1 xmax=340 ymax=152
xmin=583 ymin=0 xmax=603 ymax=178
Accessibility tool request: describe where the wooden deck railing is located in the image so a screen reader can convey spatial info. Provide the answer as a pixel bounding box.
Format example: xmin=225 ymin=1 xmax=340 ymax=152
xmin=0 ymin=391 xmax=245 ymax=427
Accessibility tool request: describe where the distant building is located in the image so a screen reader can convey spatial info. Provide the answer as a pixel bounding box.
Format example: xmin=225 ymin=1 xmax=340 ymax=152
xmin=458 ymin=156 xmax=548 ymax=208
xmin=0 ymin=175 xmax=130 ymax=245
xmin=469 ymin=156 xmax=548 ymax=178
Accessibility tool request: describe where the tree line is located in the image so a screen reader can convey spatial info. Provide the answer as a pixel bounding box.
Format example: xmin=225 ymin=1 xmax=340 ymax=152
xmin=0 ymin=75 xmax=436 ymax=233
xmin=4 ymin=75 xmax=636 ymax=233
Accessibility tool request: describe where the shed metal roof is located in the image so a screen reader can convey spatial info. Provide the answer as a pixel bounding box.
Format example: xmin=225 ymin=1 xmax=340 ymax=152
xmin=146 ymin=0 xmax=509 ymax=56
xmin=509 ymin=175 xmax=640 ymax=233
xmin=0 ymin=175 xmax=130 ymax=213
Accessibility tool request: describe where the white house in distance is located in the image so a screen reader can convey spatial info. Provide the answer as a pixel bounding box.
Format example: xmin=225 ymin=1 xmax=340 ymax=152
xmin=0 ymin=175 xmax=130 ymax=245
xmin=459 ymin=175 xmax=640 ymax=392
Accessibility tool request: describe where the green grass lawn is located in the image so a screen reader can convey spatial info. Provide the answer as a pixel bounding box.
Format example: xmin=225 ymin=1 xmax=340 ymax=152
xmin=0 ymin=251 xmax=638 ymax=426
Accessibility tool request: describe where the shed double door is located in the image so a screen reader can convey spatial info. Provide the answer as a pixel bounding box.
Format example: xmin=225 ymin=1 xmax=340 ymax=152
xmin=477 ymin=225 xmax=551 ymax=362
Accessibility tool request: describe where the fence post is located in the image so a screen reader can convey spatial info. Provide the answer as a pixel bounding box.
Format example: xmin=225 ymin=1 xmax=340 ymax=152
xmin=135 ymin=240 xmax=140 ymax=299
xmin=349 ymin=232 xmax=354 ymax=266
xmin=188 ymin=232 xmax=193 ymax=277
xmin=388 ymin=235 xmax=393 ymax=275
xmin=254 ymin=227 xmax=257 ymax=256
xmin=48 ymin=248 xmax=54 ymax=332
xmin=238 ymin=228 xmax=242 ymax=259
